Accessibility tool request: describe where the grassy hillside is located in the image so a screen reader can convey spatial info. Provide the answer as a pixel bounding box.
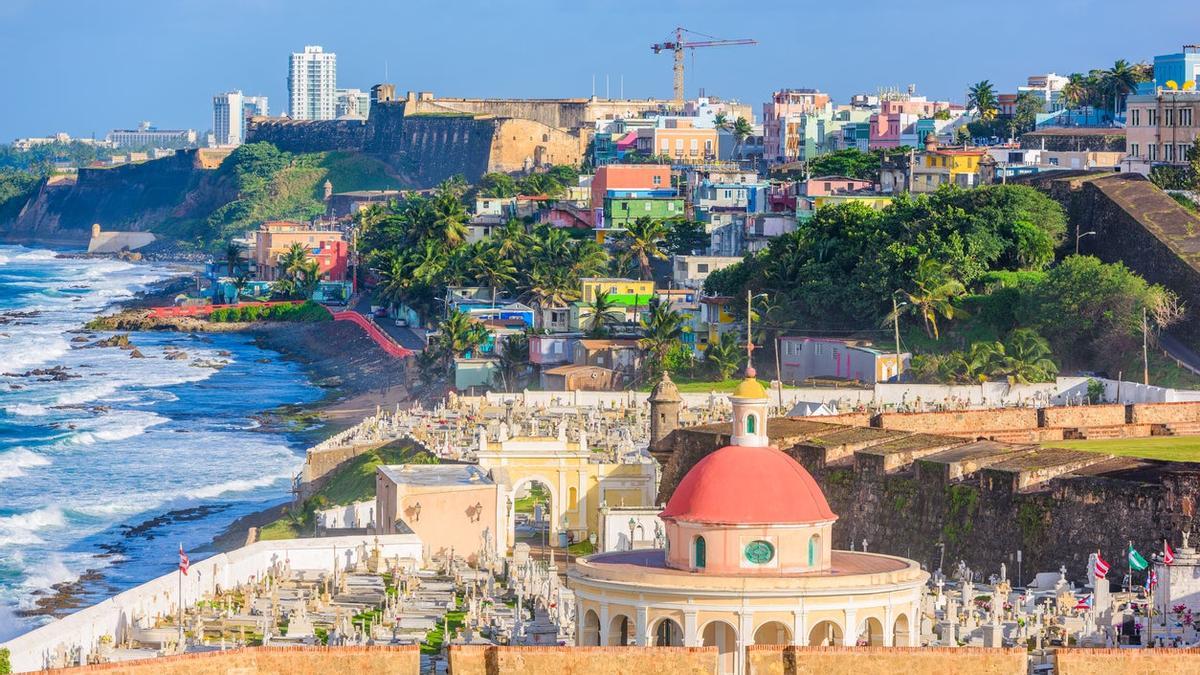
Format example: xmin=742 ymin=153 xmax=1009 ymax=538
xmin=159 ymin=145 xmax=404 ymax=247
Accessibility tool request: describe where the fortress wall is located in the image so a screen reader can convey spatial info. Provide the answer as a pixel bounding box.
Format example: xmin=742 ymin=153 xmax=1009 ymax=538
xmin=1055 ymin=647 xmax=1200 ymax=675
xmin=875 ymin=408 xmax=1038 ymax=434
xmin=51 ymin=646 xmax=420 ymax=675
xmin=746 ymin=645 xmax=1026 ymax=675
xmin=448 ymin=645 xmax=716 ymax=675
xmin=487 ymin=118 xmax=587 ymax=174
xmin=1040 ymin=403 xmax=1127 ymax=428
xmin=1131 ymin=401 xmax=1200 ymax=424
xmin=245 ymin=118 xmax=367 ymax=153
xmin=367 ymin=113 xmax=496 ymax=186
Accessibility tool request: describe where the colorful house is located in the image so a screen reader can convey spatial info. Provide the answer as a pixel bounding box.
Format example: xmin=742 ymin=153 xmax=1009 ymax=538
xmin=253 ymin=221 xmax=348 ymax=282
xmin=778 ymin=337 xmax=909 ymax=384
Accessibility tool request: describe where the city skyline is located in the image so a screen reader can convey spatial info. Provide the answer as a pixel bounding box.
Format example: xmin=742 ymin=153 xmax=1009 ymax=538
xmin=3 ymin=0 xmax=1200 ymax=140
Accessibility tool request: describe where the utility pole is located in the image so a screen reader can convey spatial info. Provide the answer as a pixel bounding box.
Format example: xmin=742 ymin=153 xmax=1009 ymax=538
xmin=892 ymin=294 xmax=903 ymax=383
xmin=1143 ymin=307 xmax=1150 ymax=385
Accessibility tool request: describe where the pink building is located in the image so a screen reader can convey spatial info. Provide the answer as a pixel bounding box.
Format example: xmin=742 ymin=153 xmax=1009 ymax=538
xmin=800 ymin=176 xmax=875 ymax=197
xmin=762 ymin=89 xmax=831 ymax=163
xmin=868 ymin=99 xmax=960 ymax=149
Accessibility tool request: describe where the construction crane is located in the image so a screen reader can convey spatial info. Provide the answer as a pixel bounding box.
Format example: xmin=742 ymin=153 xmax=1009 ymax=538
xmin=651 ymin=27 xmax=756 ymax=107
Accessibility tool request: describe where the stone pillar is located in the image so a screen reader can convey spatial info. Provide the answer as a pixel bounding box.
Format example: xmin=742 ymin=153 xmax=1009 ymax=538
xmin=792 ymin=610 xmax=807 ymax=646
xmin=738 ymin=611 xmax=755 ymax=675
xmin=684 ymin=610 xmax=699 ymax=647
xmin=599 ymin=603 xmax=610 ymax=645
xmin=635 ymin=606 xmax=649 ymax=646
xmin=884 ymin=605 xmax=895 ymax=647
xmin=843 ymin=608 xmax=858 ymax=646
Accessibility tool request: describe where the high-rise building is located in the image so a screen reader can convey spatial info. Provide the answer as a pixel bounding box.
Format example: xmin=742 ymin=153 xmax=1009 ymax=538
xmin=213 ymin=91 xmax=270 ymax=146
xmin=106 ymin=122 xmax=197 ymax=149
xmin=288 ymin=45 xmax=337 ymax=120
xmin=335 ymin=88 xmax=371 ymax=119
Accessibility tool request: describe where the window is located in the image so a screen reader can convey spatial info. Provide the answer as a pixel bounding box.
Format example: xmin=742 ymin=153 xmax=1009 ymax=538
xmin=667 ymin=202 xmax=675 ymax=212
xmin=1148 ymin=109 xmax=1158 ymax=126
xmin=1131 ymin=109 xmax=1141 ymax=126
xmin=697 ymin=263 xmax=709 ymax=273
xmin=652 ymin=175 xmax=662 ymax=186
xmin=693 ymin=536 xmax=706 ymax=569
xmin=645 ymin=202 xmax=652 ymax=211
xmin=1166 ymin=144 xmax=1175 ymax=162
xmin=808 ymin=534 xmax=820 ymax=566
xmin=1183 ymin=109 xmax=1193 ymax=126
xmin=1183 ymin=145 xmax=1192 ymax=161
xmin=1131 ymin=143 xmax=1140 ymax=158
xmin=1149 ymin=144 xmax=1158 ymax=161
xmin=746 ymin=414 xmax=756 ymax=434
xmin=690 ymin=138 xmax=698 ymax=151
xmin=1168 ymin=109 xmax=1176 ymax=127
xmin=675 ymin=139 xmax=683 ymax=151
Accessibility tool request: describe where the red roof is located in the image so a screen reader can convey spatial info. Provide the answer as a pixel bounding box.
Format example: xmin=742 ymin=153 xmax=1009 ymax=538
xmin=660 ymin=445 xmax=836 ymax=525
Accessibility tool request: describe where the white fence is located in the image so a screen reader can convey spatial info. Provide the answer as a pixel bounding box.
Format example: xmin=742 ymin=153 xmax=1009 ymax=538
xmin=0 ymin=534 xmax=421 ymax=673
xmin=316 ymin=500 xmax=377 ymax=531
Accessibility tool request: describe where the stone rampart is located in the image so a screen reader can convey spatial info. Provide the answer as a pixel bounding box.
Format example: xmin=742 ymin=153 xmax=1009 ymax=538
xmin=447 ymin=645 xmax=716 ymax=675
xmin=1131 ymin=401 xmax=1200 ymax=424
xmin=49 ymin=646 xmax=419 ymax=675
xmin=876 ymin=408 xmax=1038 ymax=434
xmin=245 ymin=118 xmax=366 ymax=153
xmin=1040 ymin=403 xmax=1128 ymax=428
xmin=745 ymin=645 xmax=1026 ymax=675
xmin=1054 ymin=647 xmax=1200 ymax=674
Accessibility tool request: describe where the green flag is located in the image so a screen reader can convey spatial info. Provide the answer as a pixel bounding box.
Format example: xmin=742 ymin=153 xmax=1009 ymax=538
xmin=1129 ymin=546 xmax=1149 ymax=571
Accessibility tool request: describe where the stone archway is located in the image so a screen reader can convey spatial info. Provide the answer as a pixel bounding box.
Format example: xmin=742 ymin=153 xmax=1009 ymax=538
xmin=893 ymin=613 xmax=910 ymax=647
xmin=654 ymin=617 xmax=684 ymax=646
xmin=808 ymin=620 xmax=842 ymax=646
xmin=508 ymin=476 xmax=557 ymax=554
xmin=702 ymin=620 xmax=739 ymax=675
xmin=858 ymin=617 xmax=885 ymax=646
xmin=608 ymin=614 xmax=632 ymax=646
xmin=753 ymin=621 xmax=791 ymax=645
xmin=581 ymin=609 xmax=600 ymax=645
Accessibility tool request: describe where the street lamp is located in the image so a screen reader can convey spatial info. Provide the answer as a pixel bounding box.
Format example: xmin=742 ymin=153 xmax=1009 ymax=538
xmin=1075 ymin=229 xmax=1097 ymax=255
xmin=628 ymin=518 xmax=637 ymax=551
xmin=891 ymin=291 xmax=909 ymax=383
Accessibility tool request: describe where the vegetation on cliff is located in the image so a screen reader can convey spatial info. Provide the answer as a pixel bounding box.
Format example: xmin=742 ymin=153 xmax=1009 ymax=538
xmin=208 ymin=300 xmax=331 ymax=323
xmin=0 ymin=168 xmax=42 ymax=222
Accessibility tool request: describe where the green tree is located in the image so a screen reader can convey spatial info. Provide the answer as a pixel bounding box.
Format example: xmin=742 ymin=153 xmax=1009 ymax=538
xmin=638 ymin=298 xmax=685 ymax=375
xmin=703 ymin=331 xmax=746 ymax=381
xmin=581 ymin=290 xmax=624 ymax=338
xmin=478 ymin=172 xmax=518 ymax=198
xmin=621 ymin=216 xmax=669 ymax=280
xmin=472 ymin=245 xmax=517 ymax=307
xmin=1104 ymin=59 xmax=1141 ymax=113
xmin=967 ymin=80 xmax=999 ymax=121
xmin=493 ymin=332 xmax=530 ymax=392
xmin=278 ymin=242 xmax=311 ymax=281
xmin=732 ymin=116 xmax=754 ymax=158
xmin=888 ymin=257 xmax=969 ymax=340
xmin=224 ymin=241 xmax=244 ymax=277
xmin=713 ymin=112 xmax=730 ymax=131
xmin=663 ymin=217 xmax=709 ymax=255
xmin=434 ymin=309 xmax=489 ymax=359
xmin=430 ymin=187 xmax=469 ymax=246
xmin=1009 ymin=92 xmax=1044 ymax=138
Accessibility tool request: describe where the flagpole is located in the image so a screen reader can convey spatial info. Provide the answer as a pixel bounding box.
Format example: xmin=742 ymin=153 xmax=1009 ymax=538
xmin=177 ymin=542 xmax=184 ymax=650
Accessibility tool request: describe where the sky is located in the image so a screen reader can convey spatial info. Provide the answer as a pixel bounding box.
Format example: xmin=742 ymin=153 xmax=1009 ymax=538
xmin=3 ymin=0 xmax=1200 ymax=140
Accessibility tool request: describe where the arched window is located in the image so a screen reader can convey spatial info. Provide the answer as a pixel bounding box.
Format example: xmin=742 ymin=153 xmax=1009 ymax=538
xmin=808 ymin=533 xmax=820 ymax=566
xmin=746 ymin=414 xmax=756 ymax=434
xmin=694 ymin=535 xmax=706 ymax=569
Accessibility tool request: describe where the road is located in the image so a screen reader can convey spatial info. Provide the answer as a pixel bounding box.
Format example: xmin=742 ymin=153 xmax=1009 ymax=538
xmin=1159 ymin=332 xmax=1200 ymax=378
xmin=351 ymin=294 xmax=427 ymax=352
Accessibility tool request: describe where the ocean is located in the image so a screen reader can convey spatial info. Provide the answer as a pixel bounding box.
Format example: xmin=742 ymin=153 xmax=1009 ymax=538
xmin=0 ymin=245 xmax=322 ymax=641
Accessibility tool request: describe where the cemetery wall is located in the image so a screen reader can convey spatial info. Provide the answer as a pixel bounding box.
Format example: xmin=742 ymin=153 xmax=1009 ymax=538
xmin=52 ymin=646 xmax=420 ymax=675
xmin=447 ymin=644 xmax=717 ymax=675
xmin=745 ymin=645 xmax=1026 ymax=675
xmin=1040 ymin=403 xmax=1127 ymax=428
xmin=0 ymin=536 xmax=423 ymax=673
xmin=1054 ymin=647 xmax=1200 ymax=674
xmin=875 ymin=408 xmax=1038 ymax=434
xmin=1130 ymin=401 xmax=1200 ymax=424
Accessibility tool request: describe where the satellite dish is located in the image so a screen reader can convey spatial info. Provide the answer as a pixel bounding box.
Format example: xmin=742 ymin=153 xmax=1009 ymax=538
xmin=1166 ymin=80 xmax=1180 ymax=90
xmin=1184 ymin=81 xmax=1197 ymax=91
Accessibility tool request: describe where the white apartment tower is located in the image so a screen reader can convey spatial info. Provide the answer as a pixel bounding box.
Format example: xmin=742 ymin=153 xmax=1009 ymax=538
xmin=289 ymin=45 xmax=337 ymax=120
xmin=213 ymin=91 xmax=270 ymax=146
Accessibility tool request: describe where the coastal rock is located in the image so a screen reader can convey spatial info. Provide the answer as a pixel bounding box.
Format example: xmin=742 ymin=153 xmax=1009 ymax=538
xmin=129 ymin=348 xmax=145 ymax=358
xmin=92 ymin=334 xmax=132 ymax=349
xmin=164 ymin=350 xmax=188 ymax=360
xmin=256 ymin=357 xmax=272 ymax=363
xmin=71 ymin=336 xmax=89 ymax=343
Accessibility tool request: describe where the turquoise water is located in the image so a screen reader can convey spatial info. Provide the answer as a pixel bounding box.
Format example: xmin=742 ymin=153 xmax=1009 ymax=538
xmin=0 ymin=245 xmax=322 ymax=640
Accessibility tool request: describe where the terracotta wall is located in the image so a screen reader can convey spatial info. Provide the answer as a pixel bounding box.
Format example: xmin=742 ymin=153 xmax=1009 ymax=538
xmin=876 ymin=408 xmax=1038 ymax=434
xmin=448 ymin=645 xmax=716 ymax=675
xmin=1130 ymin=402 xmax=1200 ymax=424
xmin=1055 ymin=647 xmax=1200 ymax=674
xmin=745 ymin=645 xmax=1026 ymax=675
xmin=53 ymin=646 xmax=419 ymax=675
xmin=1041 ymin=404 xmax=1126 ymax=428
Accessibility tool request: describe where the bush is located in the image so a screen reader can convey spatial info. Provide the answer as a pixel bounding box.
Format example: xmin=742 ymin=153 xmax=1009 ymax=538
xmin=0 ymin=647 xmax=9 ymax=675
xmin=207 ymin=301 xmax=330 ymax=323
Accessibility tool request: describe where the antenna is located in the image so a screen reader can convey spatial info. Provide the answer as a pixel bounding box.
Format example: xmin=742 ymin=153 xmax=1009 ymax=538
xmin=592 ymin=74 xmax=595 ymax=98
xmin=385 ymin=60 xmax=389 ymax=82
xmin=605 ymin=74 xmax=610 ymax=99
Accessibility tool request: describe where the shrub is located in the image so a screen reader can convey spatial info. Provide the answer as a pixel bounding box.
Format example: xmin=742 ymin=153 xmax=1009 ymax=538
xmin=207 ymin=301 xmax=329 ymax=323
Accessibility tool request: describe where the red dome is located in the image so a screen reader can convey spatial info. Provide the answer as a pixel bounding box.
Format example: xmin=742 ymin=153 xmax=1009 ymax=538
xmin=660 ymin=445 xmax=837 ymax=525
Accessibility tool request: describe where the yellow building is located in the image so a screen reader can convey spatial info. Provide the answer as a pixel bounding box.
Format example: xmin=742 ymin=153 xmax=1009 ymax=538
xmin=569 ymin=370 xmax=928 ymax=675
xmin=917 ymin=148 xmax=988 ymax=191
xmin=475 ymin=429 xmax=656 ymax=547
xmin=579 ymin=278 xmax=656 ymax=304
xmin=810 ymin=194 xmax=892 ymax=211
xmin=635 ymin=119 xmax=719 ymax=164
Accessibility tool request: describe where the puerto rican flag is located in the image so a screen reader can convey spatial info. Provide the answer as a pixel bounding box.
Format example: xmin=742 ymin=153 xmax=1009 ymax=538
xmin=1165 ymin=540 xmax=1176 ymax=565
xmin=179 ymin=544 xmax=189 ymax=576
xmin=1075 ymin=594 xmax=1093 ymax=610
xmin=1149 ymin=568 xmax=1159 ymax=590
xmin=1093 ymin=552 xmax=1111 ymax=579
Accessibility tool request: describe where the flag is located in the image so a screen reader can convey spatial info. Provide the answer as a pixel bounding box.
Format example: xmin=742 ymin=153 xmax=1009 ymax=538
xmin=1165 ymin=540 xmax=1176 ymax=565
xmin=178 ymin=544 xmax=189 ymax=576
xmin=1129 ymin=546 xmax=1149 ymax=571
xmin=1149 ymin=568 xmax=1159 ymax=590
xmin=1075 ymin=594 xmax=1093 ymax=610
xmin=1093 ymin=552 xmax=1111 ymax=579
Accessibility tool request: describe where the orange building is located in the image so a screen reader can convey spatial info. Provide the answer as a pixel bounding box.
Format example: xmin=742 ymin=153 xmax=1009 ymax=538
xmin=635 ymin=119 xmax=718 ymax=165
xmin=253 ymin=221 xmax=347 ymax=281
xmin=591 ymin=165 xmax=673 ymax=210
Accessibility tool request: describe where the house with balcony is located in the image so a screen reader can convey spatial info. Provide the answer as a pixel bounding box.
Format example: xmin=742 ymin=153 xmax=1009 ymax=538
xmin=672 ymin=255 xmax=743 ymax=290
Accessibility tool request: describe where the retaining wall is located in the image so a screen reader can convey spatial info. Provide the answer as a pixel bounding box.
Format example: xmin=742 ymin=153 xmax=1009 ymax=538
xmin=876 ymin=408 xmax=1039 ymax=434
xmin=745 ymin=645 xmax=1026 ymax=675
xmin=1054 ymin=647 xmax=1200 ymax=675
xmin=48 ymin=646 xmax=419 ymax=675
xmin=447 ymin=645 xmax=716 ymax=675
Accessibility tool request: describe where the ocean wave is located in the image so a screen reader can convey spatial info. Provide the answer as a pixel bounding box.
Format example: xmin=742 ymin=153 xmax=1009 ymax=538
xmin=3 ymin=403 xmax=48 ymax=417
xmin=54 ymin=382 xmax=119 ymax=407
xmin=185 ymin=471 xmax=295 ymax=500
xmin=0 ymin=506 xmax=67 ymax=546
xmin=13 ymin=249 xmax=56 ymax=261
xmin=64 ymin=410 xmax=169 ymax=446
xmin=0 ymin=448 xmax=51 ymax=483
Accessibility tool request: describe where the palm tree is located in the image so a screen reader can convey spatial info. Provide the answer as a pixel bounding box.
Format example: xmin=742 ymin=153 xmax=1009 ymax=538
xmin=967 ymin=80 xmax=999 ymax=121
xmin=435 ymin=309 xmax=488 ymax=359
xmin=713 ymin=112 xmax=730 ymax=132
xmin=581 ymin=290 xmax=624 ymax=338
xmin=525 ymin=267 xmax=579 ymax=329
xmin=732 ymin=116 xmax=753 ymax=158
xmin=638 ymin=298 xmax=685 ymax=371
xmin=622 ymin=217 xmax=669 ymax=281
xmin=886 ymin=258 xmax=969 ymax=340
xmin=224 ymin=241 xmax=243 ymax=277
xmin=231 ymin=273 xmax=250 ymax=303
xmin=1061 ymin=73 xmax=1087 ymax=111
xmin=996 ymin=328 xmax=1058 ymax=384
xmin=1105 ymin=59 xmax=1139 ymax=114
xmin=430 ymin=190 xmax=469 ymax=246
xmin=704 ymin=331 xmax=745 ymax=381
xmin=495 ymin=219 xmax=529 ymax=261
xmin=375 ymin=255 xmax=410 ymax=308
xmin=492 ymin=333 xmax=530 ymax=392
xmin=296 ymin=259 xmax=324 ymax=299
xmin=278 ymin=242 xmax=310 ymax=281
xmin=472 ymin=245 xmax=517 ymax=307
